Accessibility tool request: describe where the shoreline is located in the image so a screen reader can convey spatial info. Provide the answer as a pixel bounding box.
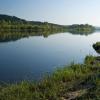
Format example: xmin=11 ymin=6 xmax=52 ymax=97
xmin=0 ymin=55 xmax=99 ymax=100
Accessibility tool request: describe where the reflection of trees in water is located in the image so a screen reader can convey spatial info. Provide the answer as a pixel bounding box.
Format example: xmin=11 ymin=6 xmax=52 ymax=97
xmin=0 ymin=31 xmax=40 ymax=42
xmin=68 ymin=30 xmax=94 ymax=36
xmin=0 ymin=28 xmax=95 ymax=42
xmin=0 ymin=30 xmax=66 ymax=42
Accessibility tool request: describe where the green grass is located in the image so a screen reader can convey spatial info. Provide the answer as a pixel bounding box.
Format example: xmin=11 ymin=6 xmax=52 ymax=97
xmin=93 ymin=42 xmax=100 ymax=54
xmin=0 ymin=56 xmax=100 ymax=100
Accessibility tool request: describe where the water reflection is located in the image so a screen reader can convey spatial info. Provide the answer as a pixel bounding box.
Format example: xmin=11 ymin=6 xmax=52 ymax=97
xmin=0 ymin=29 xmax=95 ymax=42
xmin=0 ymin=31 xmax=99 ymax=82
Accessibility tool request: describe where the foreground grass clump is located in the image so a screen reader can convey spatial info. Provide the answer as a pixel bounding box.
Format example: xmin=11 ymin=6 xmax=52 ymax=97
xmin=0 ymin=56 xmax=100 ymax=100
xmin=93 ymin=42 xmax=100 ymax=54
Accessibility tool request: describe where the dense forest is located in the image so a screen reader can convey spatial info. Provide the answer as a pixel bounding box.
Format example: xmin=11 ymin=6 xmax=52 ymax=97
xmin=0 ymin=14 xmax=68 ymax=32
xmin=0 ymin=14 xmax=95 ymax=32
xmin=68 ymin=24 xmax=95 ymax=35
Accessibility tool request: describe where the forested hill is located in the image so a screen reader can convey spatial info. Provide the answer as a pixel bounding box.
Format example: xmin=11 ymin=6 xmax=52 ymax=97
xmin=0 ymin=14 xmax=62 ymax=26
xmin=0 ymin=14 xmax=68 ymax=31
xmin=0 ymin=14 xmax=95 ymax=35
xmin=0 ymin=14 xmax=26 ymax=22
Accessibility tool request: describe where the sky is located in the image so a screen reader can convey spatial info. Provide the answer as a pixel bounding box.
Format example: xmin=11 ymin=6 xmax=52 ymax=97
xmin=0 ymin=0 xmax=100 ymax=26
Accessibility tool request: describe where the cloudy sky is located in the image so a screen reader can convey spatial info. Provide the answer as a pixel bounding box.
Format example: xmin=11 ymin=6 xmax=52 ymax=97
xmin=0 ymin=0 xmax=100 ymax=26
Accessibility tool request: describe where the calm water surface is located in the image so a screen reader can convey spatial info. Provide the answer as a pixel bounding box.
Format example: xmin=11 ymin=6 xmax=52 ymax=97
xmin=0 ymin=32 xmax=100 ymax=82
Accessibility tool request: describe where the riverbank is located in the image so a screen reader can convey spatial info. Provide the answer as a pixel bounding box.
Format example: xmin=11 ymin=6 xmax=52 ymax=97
xmin=93 ymin=42 xmax=100 ymax=54
xmin=0 ymin=55 xmax=100 ymax=100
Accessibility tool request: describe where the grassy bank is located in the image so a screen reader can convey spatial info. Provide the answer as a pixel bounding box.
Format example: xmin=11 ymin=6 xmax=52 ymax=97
xmin=0 ymin=56 xmax=100 ymax=100
xmin=93 ymin=42 xmax=100 ymax=54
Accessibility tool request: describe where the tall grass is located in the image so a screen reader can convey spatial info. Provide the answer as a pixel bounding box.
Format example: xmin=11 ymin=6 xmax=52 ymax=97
xmin=0 ymin=56 xmax=100 ymax=100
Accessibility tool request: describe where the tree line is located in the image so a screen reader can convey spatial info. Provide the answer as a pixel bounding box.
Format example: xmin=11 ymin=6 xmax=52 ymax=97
xmin=0 ymin=14 xmax=95 ymax=42
xmin=0 ymin=14 xmax=68 ymax=32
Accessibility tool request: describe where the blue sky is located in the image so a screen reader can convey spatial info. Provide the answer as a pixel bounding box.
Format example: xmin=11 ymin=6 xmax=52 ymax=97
xmin=0 ymin=0 xmax=100 ymax=26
